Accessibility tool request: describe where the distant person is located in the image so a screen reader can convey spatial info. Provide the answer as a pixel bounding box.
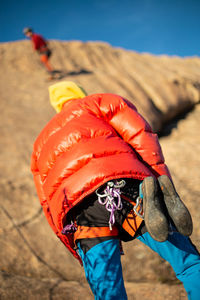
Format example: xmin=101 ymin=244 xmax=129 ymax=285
xmin=23 ymin=27 xmax=55 ymax=79
xmin=31 ymin=81 xmax=200 ymax=300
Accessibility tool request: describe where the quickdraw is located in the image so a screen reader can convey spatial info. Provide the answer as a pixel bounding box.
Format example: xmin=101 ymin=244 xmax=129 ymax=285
xmin=133 ymin=182 xmax=144 ymax=219
xmin=133 ymin=196 xmax=144 ymax=219
xmin=62 ymin=221 xmax=77 ymax=235
xmin=96 ymin=180 xmax=126 ymax=230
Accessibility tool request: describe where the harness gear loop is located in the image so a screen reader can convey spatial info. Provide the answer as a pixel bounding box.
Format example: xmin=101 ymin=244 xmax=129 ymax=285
xmin=96 ymin=180 xmax=126 ymax=230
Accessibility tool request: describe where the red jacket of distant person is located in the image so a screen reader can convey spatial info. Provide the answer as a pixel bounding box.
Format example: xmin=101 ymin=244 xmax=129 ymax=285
xmin=31 ymin=33 xmax=48 ymax=52
xmin=31 ymin=93 xmax=171 ymax=261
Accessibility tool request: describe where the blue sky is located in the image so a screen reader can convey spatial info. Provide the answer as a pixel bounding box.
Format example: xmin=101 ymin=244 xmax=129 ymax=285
xmin=0 ymin=0 xmax=200 ymax=57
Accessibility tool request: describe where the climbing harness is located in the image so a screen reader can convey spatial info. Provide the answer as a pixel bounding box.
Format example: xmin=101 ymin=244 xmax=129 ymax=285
xmin=62 ymin=180 xmax=145 ymax=237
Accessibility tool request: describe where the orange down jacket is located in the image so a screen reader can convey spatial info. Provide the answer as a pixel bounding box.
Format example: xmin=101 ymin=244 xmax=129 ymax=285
xmin=31 ymin=93 xmax=171 ymax=261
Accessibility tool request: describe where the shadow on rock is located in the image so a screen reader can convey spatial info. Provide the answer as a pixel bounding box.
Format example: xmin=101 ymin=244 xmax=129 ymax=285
xmin=51 ymin=69 xmax=93 ymax=80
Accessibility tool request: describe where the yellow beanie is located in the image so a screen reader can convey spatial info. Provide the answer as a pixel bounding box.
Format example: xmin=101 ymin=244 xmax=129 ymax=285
xmin=49 ymin=81 xmax=87 ymax=113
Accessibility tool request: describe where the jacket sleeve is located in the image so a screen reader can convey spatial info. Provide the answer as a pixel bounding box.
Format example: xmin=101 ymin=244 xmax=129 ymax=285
xmin=99 ymin=94 xmax=171 ymax=178
xmin=31 ymin=151 xmax=59 ymax=234
xmin=32 ymin=172 xmax=59 ymax=234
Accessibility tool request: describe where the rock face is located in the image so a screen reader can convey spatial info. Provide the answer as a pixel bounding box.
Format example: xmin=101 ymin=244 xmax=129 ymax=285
xmin=0 ymin=40 xmax=200 ymax=299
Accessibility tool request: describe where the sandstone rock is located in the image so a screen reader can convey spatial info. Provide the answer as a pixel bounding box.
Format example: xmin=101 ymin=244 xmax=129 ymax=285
xmin=0 ymin=40 xmax=200 ymax=299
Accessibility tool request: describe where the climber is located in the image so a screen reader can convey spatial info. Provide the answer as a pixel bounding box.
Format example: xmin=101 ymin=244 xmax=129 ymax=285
xmin=23 ymin=27 xmax=55 ymax=79
xmin=31 ymin=81 xmax=200 ymax=300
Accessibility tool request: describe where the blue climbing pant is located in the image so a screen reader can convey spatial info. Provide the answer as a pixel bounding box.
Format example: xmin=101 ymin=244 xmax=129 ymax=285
xmin=78 ymin=239 xmax=127 ymax=300
xmin=137 ymin=231 xmax=200 ymax=300
xmin=78 ymin=233 xmax=200 ymax=300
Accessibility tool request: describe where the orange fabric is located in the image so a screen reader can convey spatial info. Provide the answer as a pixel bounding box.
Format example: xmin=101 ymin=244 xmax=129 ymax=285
xmin=40 ymin=54 xmax=52 ymax=72
xmin=121 ymin=195 xmax=143 ymax=237
xmin=31 ymin=93 xmax=171 ymax=261
xmin=74 ymin=226 xmax=119 ymax=242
